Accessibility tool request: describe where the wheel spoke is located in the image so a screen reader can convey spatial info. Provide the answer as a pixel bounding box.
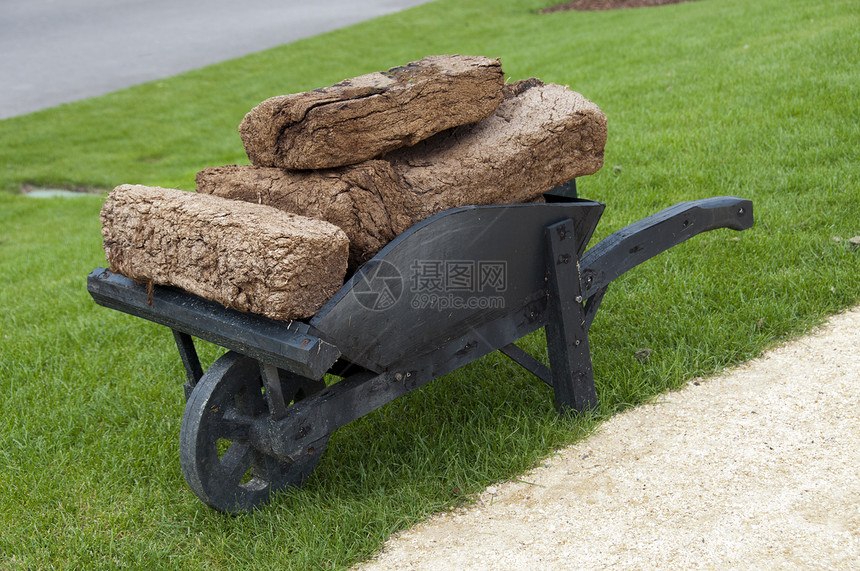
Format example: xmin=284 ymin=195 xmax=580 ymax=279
xmin=221 ymin=442 xmax=253 ymax=488
xmin=217 ymin=409 xmax=253 ymax=441
xmin=261 ymin=363 xmax=288 ymax=419
xmin=239 ymin=376 xmax=267 ymax=415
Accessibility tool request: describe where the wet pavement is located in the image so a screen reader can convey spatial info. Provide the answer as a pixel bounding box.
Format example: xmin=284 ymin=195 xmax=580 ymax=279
xmin=0 ymin=0 xmax=432 ymax=119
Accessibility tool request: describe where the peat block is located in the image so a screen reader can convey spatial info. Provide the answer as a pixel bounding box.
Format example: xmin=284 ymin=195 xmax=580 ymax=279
xmin=239 ymin=55 xmax=505 ymax=170
xmin=101 ymin=184 xmax=349 ymax=320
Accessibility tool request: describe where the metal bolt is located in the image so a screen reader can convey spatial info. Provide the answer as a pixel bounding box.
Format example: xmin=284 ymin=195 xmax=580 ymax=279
xmin=574 ymin=339 xmax=581 ymax=346
xmin=394 ymin=372 xmax=403 ymax=381
xmin=575 ymin=295 xmax=583 ymax=303
xmin=738 ymin=207 xmax=745 ymax=215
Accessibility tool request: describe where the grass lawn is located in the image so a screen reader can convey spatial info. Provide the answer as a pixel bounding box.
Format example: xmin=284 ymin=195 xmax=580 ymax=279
xmin=1 ymin=0 xmax=858 ymax=568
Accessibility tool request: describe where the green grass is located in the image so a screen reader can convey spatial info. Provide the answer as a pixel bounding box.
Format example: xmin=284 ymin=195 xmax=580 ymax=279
xmin=1 ymin=0 xmax=858 ymax=567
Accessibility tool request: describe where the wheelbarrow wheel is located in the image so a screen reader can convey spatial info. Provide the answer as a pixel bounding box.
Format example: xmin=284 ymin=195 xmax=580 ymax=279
xmin=179 ymin=351 xmax=328 ymax=512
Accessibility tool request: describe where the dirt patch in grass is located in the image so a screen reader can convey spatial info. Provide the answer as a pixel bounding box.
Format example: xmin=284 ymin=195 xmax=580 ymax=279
xmin=541 ymin=0 xmax=703 ymax=12
xmin=20 ymin=183 xmax=108 ymax=197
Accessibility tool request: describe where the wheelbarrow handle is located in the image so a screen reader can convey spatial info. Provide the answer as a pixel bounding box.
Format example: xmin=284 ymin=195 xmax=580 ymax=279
xmin=579 ymin=196 xmax=753 ymax=298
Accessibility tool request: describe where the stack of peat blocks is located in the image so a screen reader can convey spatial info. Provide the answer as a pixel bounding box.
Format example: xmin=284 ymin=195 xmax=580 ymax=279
xmin=101 ymin=55 xmax=607 ymax=321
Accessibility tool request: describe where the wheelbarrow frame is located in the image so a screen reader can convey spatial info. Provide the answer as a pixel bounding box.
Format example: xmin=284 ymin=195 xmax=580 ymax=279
xmin=87 ymin=184 xmax=753 ymax=512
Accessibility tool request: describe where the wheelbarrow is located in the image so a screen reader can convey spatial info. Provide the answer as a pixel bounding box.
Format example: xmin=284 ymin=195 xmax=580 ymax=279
xmin=87 ymin=182 xmax=753 ymax=512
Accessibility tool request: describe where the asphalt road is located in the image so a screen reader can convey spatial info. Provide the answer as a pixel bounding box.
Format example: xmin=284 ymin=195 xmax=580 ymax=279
xmin=0 ymin=0 xmax=432 ymax=119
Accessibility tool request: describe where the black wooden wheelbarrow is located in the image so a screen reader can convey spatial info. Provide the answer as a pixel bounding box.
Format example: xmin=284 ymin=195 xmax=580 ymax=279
xmin=87 ymin=183 xmax=753 ymax=512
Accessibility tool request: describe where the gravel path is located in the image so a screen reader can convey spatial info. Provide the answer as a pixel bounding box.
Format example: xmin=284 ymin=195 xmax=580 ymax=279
xmin=358 ymin=307 xmax=860 ymax=570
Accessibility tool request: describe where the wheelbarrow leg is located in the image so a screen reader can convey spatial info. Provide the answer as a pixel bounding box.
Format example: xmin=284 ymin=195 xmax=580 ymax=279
xmin=544 ymin=219 xmax=598 ymax=414
xmin=172 ymin=330 xmax=204 ymax=400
